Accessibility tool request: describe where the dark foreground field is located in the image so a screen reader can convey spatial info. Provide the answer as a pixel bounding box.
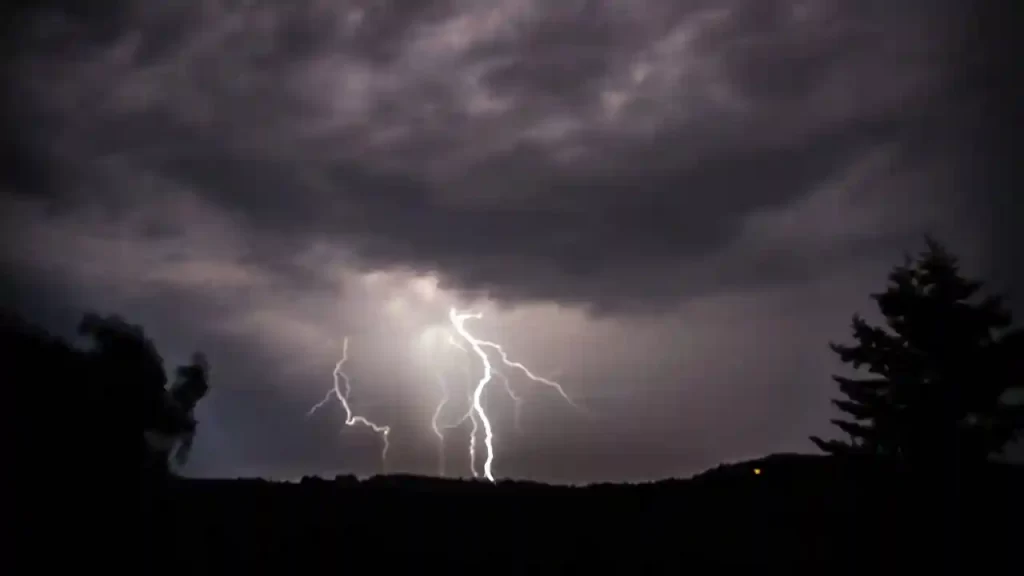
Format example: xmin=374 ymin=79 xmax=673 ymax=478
xmin=137 ymin=454 xmax=1024 ymax=573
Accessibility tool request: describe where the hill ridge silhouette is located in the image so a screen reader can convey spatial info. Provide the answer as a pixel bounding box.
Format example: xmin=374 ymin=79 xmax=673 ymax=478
xmin=143 ymin=454 xmax=1023 ymax=572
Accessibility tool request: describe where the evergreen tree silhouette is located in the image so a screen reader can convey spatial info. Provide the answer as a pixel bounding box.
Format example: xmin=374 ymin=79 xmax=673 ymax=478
xmin=811 ymin=238 xmax=1024 ymax=467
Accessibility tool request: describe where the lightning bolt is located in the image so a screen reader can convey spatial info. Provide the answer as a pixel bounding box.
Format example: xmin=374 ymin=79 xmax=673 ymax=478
xmin=446 ymin=332 xmax=524 ymax=430
xmin=307 ymin=337 xmax=391 ymax=468
xmin=425 ymin=333 xmax=472 ymax=478
xmin=427 ymin=331 xmax=494 ymax=480
xmin=448 ymin=307 xmax=586 ymax=482
xmin=434 ymin=366 xmax=486 ymax=478
xmin=479 ymin=342 xmax=583 ymax=411
xmin=450 ymin=325 xmax=580 ymax=414
xmin=447 ymin=333 xmax=523 ymax=433
xmin=432 ymin=390 xmax=479 ymax=477
xmin=466 ymin=395 xmax=480 ymax=478
xmin=448 ymin=308 xmax=497 ymax=481
xmin=446 ymin=330 xmax=488 ymax=478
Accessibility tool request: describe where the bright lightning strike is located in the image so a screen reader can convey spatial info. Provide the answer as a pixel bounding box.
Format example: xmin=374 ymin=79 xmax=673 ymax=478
xmin=307 ymin=337 xmax=391 ymax=468
xmin=467 ymin=395 xmax=480 ymax=478
xmin=479 ymin=342 xmax=583 ymax=412
xmin=446 ymin=332 xmax=523 ymax=434
xmin=446 ymin=305 xmax=589 ymax=479
xmin=427 ymin=331 xmax=499 ymax=480
xmin=449 ymin=308 xmax=497 ymax=482
xmin=449 ymin=325 xmax=582 ymax=418
xmin=427 ymin=332 xmax=477 ymax=478
xmin=447 ymin=307 xmax=584 ymax=482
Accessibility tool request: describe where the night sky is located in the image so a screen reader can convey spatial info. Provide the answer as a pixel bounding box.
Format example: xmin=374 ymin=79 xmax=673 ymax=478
xmin=3 ymin=1 xmax=1019 ymax=484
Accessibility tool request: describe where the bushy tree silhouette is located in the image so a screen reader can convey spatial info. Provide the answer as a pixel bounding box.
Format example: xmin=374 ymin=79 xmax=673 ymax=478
xmin=3 ymin=310 xmax=210 ymax=478
xmin=811 ymin=238 xmax=1023 ymax=467
xmin=76 ymin=313 xmax=211 ymax=478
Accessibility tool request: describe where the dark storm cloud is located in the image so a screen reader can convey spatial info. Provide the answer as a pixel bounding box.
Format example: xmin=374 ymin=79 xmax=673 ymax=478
xmin=475 ymin=2 xmax=628 ymax=106
xmin=3 ymin=0 xmax=980 ymax=316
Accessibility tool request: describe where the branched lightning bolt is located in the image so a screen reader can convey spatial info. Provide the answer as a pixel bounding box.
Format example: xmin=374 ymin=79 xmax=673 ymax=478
xmin=448 ymin=307 xmax=586 ymax=482
xmin=307 ymin=337 xmax=391 ymax=468
xmin=447 ymin=332 xmax=523 ymax=432
xmin=466 ymin=393 xmax=480 ymax=478
xmin=427 ymin=330 xmax=496 ymax=480
xmin=449 ymin=308 xmax=497 ymax=481
xmin=451 ymin=325 xmax=580 ymax=414
xmin=427 ymin=333 xmax=477 ymax=478
xmin=478 ymin=342 xmax=583 ymax=412
xmin=431 ymin=390 xmax=479 ymax=477
xmin=440 ymin=392 xmax=479 ymax=478
xmin=433 ymin=365 xmax=485 ymax=478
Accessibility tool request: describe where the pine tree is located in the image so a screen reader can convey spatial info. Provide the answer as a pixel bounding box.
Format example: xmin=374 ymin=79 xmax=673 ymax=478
xmin=810 ymin=238 xmax=1023 ymax=466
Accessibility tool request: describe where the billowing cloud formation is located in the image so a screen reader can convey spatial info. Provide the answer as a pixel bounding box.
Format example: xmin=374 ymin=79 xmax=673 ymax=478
xmin=6 ymin=0 xmax=982 ymax=312
xmin=3 ymin=1 xmax=1017 ymax=482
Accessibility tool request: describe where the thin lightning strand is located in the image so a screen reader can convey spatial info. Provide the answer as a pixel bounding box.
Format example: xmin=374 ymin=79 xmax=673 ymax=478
xmin=453 ymin=326 xmax=582 ymax=416
xmin=443 ymin=330 xmax=485 ymax=478
xmin=447 ymin=333 xmax=523 ymax=431
xmin=445 ymin=394 xmax=476 ymax=430
xmin=435 ymin=339 xmax=484 ymax=479
xmin=492 ymin=370 xmax=523 ymax=433
xmin=431 ymin=373 xmax=455 ymax=477
xmin=478 ymin=342 xmax=583 ymax=411
xmin=429 ymin=333 xmax=473 ymax=477
xmin=467 ymin=394 xmax=480 ymax=478
xmin=449 ymin=308 xmax=497 ymax=482
xmin=307 ymin=337 xmax=391 ymax=467
xmin=438 ymin=392 xmax=479 ymax=477
xmin=447 ymin=333 xmax=467 ymax=352
xmin=448 ymin=308 xmax=588 ymax=482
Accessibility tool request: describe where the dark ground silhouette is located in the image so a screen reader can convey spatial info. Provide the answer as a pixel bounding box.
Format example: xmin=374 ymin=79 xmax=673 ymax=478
xmin=141 ymin=455 xmax=1022 ymax=572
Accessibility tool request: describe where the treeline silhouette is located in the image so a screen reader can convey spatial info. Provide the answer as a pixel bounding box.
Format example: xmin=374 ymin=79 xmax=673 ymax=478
xmin=9 ymin=238 xmax=1023 ymax=571
xmin=148 ymin=455 xmax=1022 ymax=571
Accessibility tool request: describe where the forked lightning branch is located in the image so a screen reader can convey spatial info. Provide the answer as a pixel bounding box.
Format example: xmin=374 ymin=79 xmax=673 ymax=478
xmin=307 ymin=307 xmax=585 ymax=482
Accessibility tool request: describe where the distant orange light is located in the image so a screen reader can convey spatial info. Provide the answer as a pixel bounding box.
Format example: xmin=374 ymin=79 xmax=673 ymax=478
xmin=753 ymin=468 xmax=761 ymax=475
